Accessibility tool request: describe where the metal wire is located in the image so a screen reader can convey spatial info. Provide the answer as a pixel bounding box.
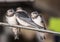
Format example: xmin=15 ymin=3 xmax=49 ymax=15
xmin=0 ymin=22 xmax=60 ymax=35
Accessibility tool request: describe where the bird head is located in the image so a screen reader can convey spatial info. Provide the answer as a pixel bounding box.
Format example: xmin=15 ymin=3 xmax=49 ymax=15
xmin=16 ymin=7 xmax=23 ymax=12
xmin=31 ymin=11 xmax=39 ymax=19
xmin=6 ymin=9 xmax=15 ymax=16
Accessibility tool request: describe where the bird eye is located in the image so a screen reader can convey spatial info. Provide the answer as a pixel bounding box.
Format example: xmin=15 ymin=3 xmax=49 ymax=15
xmin=34 ymin=12 xmax=37 ymax=14
xmin=9 ymin=10 xmax=12 ymax=12
xmin=41 ymin=21 xmax=43 ymax=23
xmin=8 ymin=9 xmax=14 ymax=12
xmin=32 ymin=12 xmax=38 ymax=15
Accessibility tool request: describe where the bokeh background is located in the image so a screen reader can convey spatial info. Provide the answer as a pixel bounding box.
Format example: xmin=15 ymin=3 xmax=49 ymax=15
xmin=0 ymin=0 xmax=60 ymax=42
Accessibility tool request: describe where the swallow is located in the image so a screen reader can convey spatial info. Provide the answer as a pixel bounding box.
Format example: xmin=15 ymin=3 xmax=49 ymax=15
xmin=31 ymin=11 xmax=46 ymax=42
xmin=5 ymin=9 xmax=19 ymax=39
xmin=15 ymin=7 xmax=36 ymax=40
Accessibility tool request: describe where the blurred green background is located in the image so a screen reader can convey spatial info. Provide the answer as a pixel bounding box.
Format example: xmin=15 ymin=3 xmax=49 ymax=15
xmin=48 ymin=17 xmax=60 ymax=32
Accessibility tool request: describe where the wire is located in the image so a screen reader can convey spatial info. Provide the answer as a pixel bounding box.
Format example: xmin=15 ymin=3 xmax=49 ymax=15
xmin=0 ymin=22 xmax=60 ymax=35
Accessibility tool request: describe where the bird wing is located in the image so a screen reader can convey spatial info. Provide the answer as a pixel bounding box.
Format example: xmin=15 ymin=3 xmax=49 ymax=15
xmin=15 ymin=13 xmax=44 ymax=29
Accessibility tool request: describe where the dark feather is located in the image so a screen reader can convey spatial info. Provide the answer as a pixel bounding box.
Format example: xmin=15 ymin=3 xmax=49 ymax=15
xmin=16 ymin=12 xmax=29 ymax=18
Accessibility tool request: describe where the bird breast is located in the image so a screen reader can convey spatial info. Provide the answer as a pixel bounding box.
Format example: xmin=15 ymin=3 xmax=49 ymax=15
xmin=32 ymin=16 xmax=44 ymax=27
xmin=6 ymin=15 xmax=17 ymax=25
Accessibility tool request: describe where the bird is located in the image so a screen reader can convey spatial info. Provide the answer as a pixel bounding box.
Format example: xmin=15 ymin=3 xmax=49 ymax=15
xmin=5 ymin=9 xmax=19 ymax=39
xmin=31 ymin=11 xmax=46 ymax=42
xmin=15 ymin=7 xmax=37 ymax=40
